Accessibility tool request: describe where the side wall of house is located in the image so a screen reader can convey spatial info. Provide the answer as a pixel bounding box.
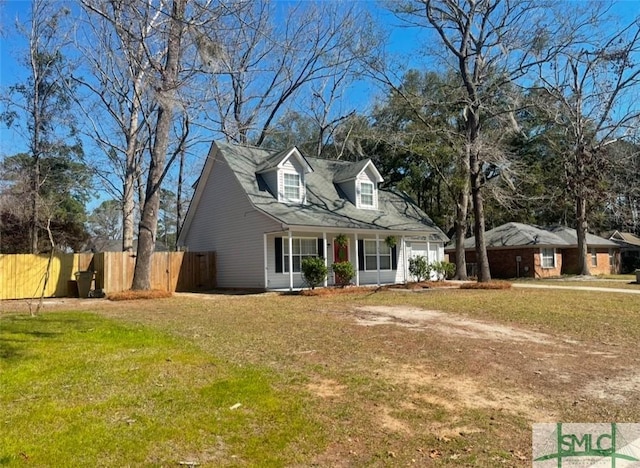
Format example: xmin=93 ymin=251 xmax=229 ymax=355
xmin=182 ymin=155 xmax=280 ymax=289
xmin=561 ymin=247 xmax=616 ymax=275
xmin=461 ymin=248 xmax=562 ymax=278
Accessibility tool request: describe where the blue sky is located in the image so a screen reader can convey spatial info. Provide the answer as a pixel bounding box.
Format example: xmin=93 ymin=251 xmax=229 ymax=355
xmin=2 ymin=0 xmax=640 ymax=210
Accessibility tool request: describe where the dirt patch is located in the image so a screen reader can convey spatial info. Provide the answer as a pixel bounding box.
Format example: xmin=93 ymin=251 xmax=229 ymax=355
xmin=378 ymin=406 xmax=413 ymax=435
xmin=381 ymin=364 xmax=556 ymax=422
xmin=354 ymin=305 xmax=556 ymax=344
xmin=306 ymin=378 xmax=347 ymax=399
xmin=583 ymin=372 xmax=640 ymax=403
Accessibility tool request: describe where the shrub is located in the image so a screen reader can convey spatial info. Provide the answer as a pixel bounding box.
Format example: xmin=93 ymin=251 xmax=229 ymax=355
xmin=301 ymin=257 xmax=328 ymax=289
xmin=432 ymin=260 xmax=456 ymax=281
xmin=408 ymin=256 xmax=431 ymax=282
xmin=332 ymin=261 xmax=355 ymax=287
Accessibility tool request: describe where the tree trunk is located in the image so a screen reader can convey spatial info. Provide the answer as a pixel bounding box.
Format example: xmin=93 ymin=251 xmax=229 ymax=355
xmin=30 ymin=159 xmax=39 ymax=254
xmin=575 ymin=194 xmax=590 ymax=275
xmin=453 ymin=191 xmax=469 ymax=281
xmin=131 ymin=0 xmax=185 ymax=290
xmin=467 ymin=117 xmax=491 ymax=282
xmin=471 ymin=164 xmax=491 ymax=282
xmin=176 ymin=142 xmax=185 ymax=241
xmin=122 ymin=167 xmax=135 ymax=252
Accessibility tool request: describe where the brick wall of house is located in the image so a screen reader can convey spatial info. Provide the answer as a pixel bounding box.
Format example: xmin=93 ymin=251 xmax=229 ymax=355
xmin=451 ymin=245 xmax=619 ymax=278
xmin=460 ymin=248 xmax=562 ymax=278
xmin=561 ymin=248 xmax=616 ymax=275
xmin=532 ymin=249 xmax=563 ymax=278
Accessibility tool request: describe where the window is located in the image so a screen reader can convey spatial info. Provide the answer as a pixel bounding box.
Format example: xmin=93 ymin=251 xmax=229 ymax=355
xmin=360 ymin=181 xmax=374 ymax=207
xmin=283 ymin=172 xmax=301 ymax=201
xmin=591 ymin=249 xmax=598 ymax=267
xmin=364 ymin=239 xmax=391 ymax=271
xmin=283 ymin=237 xmax=317 ymax=273
xmin=609 ymin=249 xmax=615 ymax=268
xmin=541 ymin=248 xmax=555 ymax=268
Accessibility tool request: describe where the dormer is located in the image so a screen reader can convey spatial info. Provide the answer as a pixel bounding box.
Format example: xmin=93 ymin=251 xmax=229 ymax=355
xmin=333 ymin=159 xmax=384 ymax=210
xmin=256 ymin=147 xmax=313 ymax=204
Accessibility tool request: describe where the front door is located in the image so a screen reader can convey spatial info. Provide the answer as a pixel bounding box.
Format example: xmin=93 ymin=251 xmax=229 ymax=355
xmin=333 ymin=240 xmax=349 ymax=263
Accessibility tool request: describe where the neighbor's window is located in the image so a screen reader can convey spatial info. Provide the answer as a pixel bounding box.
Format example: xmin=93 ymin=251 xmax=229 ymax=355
xmin=541 ymin=248 xmax=555 ymax=268
xmin=609 ymin=249 xmax=615 ymax=267
xmin=283 ymin=172 xmax=301 ymax=201
xmin=359 ymin=181 xmax=374 ymax=208
xmin=283 ymin=237 xmax=317 ymax=273
xmin=591 ymin=248 xmax=598 ymax=266
xmin=364 ymin=239 xmax=391 ymax=271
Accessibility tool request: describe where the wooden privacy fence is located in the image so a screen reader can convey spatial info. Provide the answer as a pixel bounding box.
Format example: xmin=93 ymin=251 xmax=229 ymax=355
xmin=0 ymin=251 xmax=216 ymax=300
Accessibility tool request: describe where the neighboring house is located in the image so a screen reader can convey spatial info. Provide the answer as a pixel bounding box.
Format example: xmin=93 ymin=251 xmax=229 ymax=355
xmin=177 ymin=141 xmax=448 ymax=290
xmin=602 ymin=230 xmax=640 ymax=273
xmin=445 ymin=222 xmax=620 ymax=278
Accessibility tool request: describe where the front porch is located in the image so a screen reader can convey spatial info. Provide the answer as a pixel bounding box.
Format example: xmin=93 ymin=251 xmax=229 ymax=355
xmin=263 ymin=229 xmax=445 ymax=290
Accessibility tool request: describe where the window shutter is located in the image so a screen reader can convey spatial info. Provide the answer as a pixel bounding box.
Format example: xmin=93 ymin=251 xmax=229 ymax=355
xmin=317 ymin=238 xmax=324 ymax=258
xmin=358 ymin=239 xmax=364 ymax=271
xmin=275 ymin=237 xmax=283 ymax=273
xmin=392 ymin=245 xmax=398 ymax=270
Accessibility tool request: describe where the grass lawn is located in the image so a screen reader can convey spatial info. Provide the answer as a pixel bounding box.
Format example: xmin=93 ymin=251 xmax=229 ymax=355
xmin=515 ymin=274 xmax=639 ymax=290
xmin=2 ymin=287 xmax=640 ymax=466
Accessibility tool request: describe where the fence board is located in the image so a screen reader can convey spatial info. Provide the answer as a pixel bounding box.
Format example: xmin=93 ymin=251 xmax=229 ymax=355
xmin=0 ymin=251 xmax=216 ymax=300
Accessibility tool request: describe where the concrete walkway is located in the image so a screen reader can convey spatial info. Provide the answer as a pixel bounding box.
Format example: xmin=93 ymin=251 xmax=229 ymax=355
xmin=512 ymin=282 xmax=640 ymax=295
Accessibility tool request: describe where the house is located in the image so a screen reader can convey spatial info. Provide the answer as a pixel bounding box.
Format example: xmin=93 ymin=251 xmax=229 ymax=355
xmin=445 ymin=222 xmax=620 ymax=278
xmin=602 ymin=230 xmax=640 ymax=273
xmin=177 ymin=141 xmax=448 ymax=290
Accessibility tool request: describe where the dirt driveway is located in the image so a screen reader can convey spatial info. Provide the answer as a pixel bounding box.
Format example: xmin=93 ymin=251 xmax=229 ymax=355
xmin=346 ymin=304 xmax=638 ymax=421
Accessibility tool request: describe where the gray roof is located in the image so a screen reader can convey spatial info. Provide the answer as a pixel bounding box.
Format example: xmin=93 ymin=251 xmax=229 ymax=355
xmin=448 ymin=222 xmax=618 ymax=250
xmin=216 ymin=141 xmax=448 ymax=239
xmin=333 ymin=159 xmax=373 ymax=183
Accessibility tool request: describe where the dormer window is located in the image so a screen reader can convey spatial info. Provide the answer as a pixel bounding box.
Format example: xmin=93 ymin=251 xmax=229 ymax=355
xmin=333 ymin=159 xmax=383 ymax=210
xmin=283 ymin=172 xmax=301 ymax=201
xmin=255 ymin=147 xmax=313 ymax=205
xmin=359 ymin=181 xmax=374 ymax=208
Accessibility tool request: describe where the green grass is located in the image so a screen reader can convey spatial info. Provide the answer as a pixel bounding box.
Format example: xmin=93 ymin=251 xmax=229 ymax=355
xmin=0 ymin=312 xmax=323 ymax=467
xmin=2 ymin=288 xmax=640 ymax=466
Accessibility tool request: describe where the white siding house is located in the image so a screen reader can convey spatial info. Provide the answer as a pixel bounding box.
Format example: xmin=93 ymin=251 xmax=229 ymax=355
xmin=178 ymin=141 xmax=449 ymax=290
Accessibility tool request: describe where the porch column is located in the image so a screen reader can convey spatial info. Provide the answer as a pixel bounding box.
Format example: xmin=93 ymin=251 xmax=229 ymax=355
xmin=402 ymin=236 xmax=407 ymax=283
xmin=263 ymin=233 xmax=268 ymax=289
xmin=376 ymin=233 xmax=381 ymax=286
xmin=426 ymin=240 xmax=431 ymax=280
xmin=354 ymin=232 xmax=360 ymax=286
xmin=288 ymin=231 xmax=293 ymax=291
xmin=323 ymin=232 xmax=328 ymax=288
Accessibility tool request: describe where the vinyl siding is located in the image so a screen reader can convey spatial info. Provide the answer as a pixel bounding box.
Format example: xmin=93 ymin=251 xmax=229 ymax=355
xmin=261 ymin=171 xmax=278 ymax=197
xmin=183 ymin=154 xmax=280 ymax=288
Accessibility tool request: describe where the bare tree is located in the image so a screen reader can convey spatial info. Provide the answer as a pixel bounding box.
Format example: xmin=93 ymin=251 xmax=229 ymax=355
xmin=536 ymin=13 xmax=640 ymax=275
xmin=392 ymin=0 xmax=578 ymax=282
xmin=131 ymin=0 xmax=186 ymax=289
xmin=78 ymin=0 xmax=163 ymax=252
xmin=198 ymin=0 xmax=374 ymax=148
